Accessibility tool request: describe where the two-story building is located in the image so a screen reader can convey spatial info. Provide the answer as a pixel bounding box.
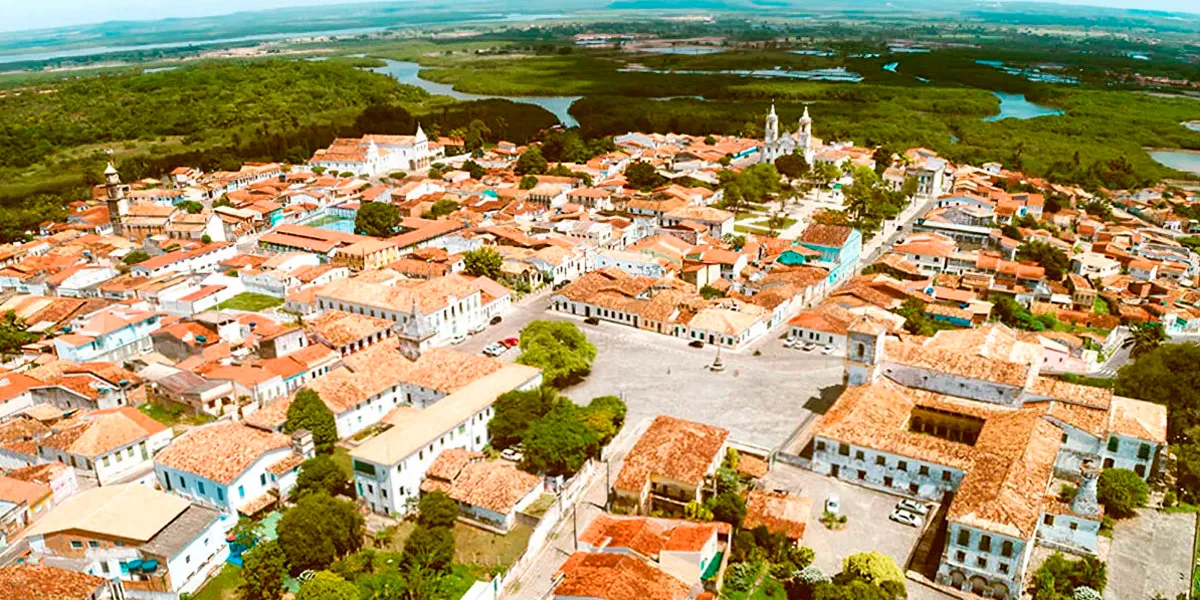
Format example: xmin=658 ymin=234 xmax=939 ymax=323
xmin=612 ymin=415 xmax=729 ymax=516
xmin=797 ymin=224 xmax=863 ymax=287
xmin=53 ymin=306 xmax=162 ymax=363
xmin=37 ymin=407 xmax=172 ymax=486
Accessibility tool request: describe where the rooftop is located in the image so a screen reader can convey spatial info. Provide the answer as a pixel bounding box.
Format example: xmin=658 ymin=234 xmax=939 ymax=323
xmin=25 ymin=483 xmax=190 ymax=542
xmin=154 ymin=422 xmax=290 ymax=484
xmin=555 ymin=552 xmax=692 ymax=600
xmin=0 ymin=564 xmax=106 ymax=600
xmin=614 ymin=415 xmax=728 ymax=494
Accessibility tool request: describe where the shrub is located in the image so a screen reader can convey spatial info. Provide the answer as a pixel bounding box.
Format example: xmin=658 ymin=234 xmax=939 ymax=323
xmin=1097 ymin=468 xmax=1149 ymax=517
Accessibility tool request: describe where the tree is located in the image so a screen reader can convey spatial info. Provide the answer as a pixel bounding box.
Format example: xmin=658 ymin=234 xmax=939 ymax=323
xmin=417 ymin=491 xmax=459 ymax=529
xmin=516 ymin=320 xmax=597 ymax=386
xmin=240 ymin=540 xmax=287 ymax=600
xmin=522 ymin=403 xmax=602 ymax=477
xmin=200 ymin=233 xmax=212 ymax=244
xmin=0 ymin=311 xmax=38 ymax=359
xmin=1096 ymin=468 xmax=1149 ymax=517
xmin=581 ymin=395 xmax=626 ymax=445
xmin=839 ymin=552 xmax=906 ymax=589
xmin=700 ymin=285 xmax=724 ymax=300
xmin=277 ymin=493 xmax=364 ymax=573
xmin=775 ymin=153 xmax=810 ymax=180
xmin=355 ymin=202 xmax=400 ymax=237
xmin=488 ymin=386 xmax=563 ymax=449
xmin=402 ymin=525 xmax=455 ymax=572
xmin=992 ymin=295 xmax=1043 ymax=331
xmin=123 ymin=250 xmax=150 ymax=265
xmin=812 ymin=162 xmax=841 ymax=201
xmin=284 ymin=389 xmax=337 ymax=454
xmin=514 ymin=146 xmax=547 ymax=175
xmin=177 ymin=200 xmax=204 ymax=214
xmin=1129 ymin=322 xmax=1167 ymax=358
xmin=295 ymin=570 xmax=359 ymax=600
xmin=290 ymin=455 xmax=349 ymax=501
xmin=519 ymin=174 xmax=539 ymax=189
xmin=213 ymin=197 xmax=234 ymax=208
xmin=462 ymin=160 xmax=486 ymax=180
xmin=707 ymin=491 xmax=746 ymax=527
xmin=1016 ymin=240 xmax=1069 ymax=280
xmin=427 ymin=166 xmax=444 ymax=180
xmin=427 ymin=198 xmax=458 ymax=218
xmin=463 ymin=247 xmax=503 ymax=280
xmin=1031 ymin=552 xmax=1106 ymax=600
xmin=895 ymin=298 xmax=934 ymax=336
xmin=625 ymin=160 xmax=664 ymax=190
xmin=721 ymin=163 xmax=782 ymax=213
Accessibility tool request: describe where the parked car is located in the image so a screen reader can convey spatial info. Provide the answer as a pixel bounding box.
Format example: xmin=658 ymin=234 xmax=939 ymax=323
xmin=784 ymin=338 xmax=799 ymax=348
xmin=802 ymin=342 xmax=817 ymax=352
xmin=689 ymin=340 xmax=705 ymax=348
xmin=500 ymin=337 xmax=520 ymax=348
xmin=896 ymin=499 xmax=929 ymax=515
xmin=825 ymin=494 xmax=840 ymax=516
xmin=889 ymin=508 xmax=923 ymax=528
xmin=584 ymin=316 xmax=601 ymax=325
xmin=821 ymin=344 xmax=835 ymax=355
xmin=490 ymin=315 xmax=503 ymax=325
xmin=482 ymin=343 xmax=505 ymax=357
xmin=450 ymin=334 xmax=467 ymax=345
xmin=500 ymin=446 xmax=523 ymax=462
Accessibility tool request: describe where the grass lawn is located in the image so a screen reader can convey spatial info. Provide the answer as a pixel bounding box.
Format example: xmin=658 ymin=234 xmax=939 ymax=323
xmin=1093 ymin=296 xmax=1110 ymax=315
xmin=387 ymin=521 xmax=534 ymax=570
xmin=735 ymin=224 xmax=772 ymax=235
xmin=217 ymin=292 xmax=284 ymax=312
xmin=138 ymin=401 xmax=213 ymax=428
xmin=750 ymin=576 xmax=787 ymax=600
xmin=191 ymin=564 xmax=241 ymax=600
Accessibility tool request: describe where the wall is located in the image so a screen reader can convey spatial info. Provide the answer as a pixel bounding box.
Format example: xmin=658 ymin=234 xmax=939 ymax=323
xmin=155 ymin=447 xmax=290 ymax=512
xmin=812 ymin=437 xmax=964 ymax=501
xmin=162 ymin=514 xmax=232 ymax=596
xmin=938 ymin=523 xmax=1027 ymax=600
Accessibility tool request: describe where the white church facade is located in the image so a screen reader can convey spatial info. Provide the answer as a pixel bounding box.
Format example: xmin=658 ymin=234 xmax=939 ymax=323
xmin=761 ymin=105 xmax=820 ymax=166
xmin=309 ymin=127 xmax=443 ymax=177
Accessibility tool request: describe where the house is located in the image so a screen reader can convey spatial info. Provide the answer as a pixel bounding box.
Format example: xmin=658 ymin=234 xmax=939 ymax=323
xmin=813 ymin=321 xmax=1168 ymax=600
xmin=577 ymin=514 xmax=726 ymax=585
xmin=0 ymin=372 xmax=41 ymax=419
xmin=36 ymin=407 xmax=172 ymax=486
xmin=0 ymin=475 xmax=54 ymax=533
xmin=153 ymin=422 xmax=309 ymax=514
xmin=24 ymin=484 xmax=231 ymax=596
xmin=0 ymin=564 xmax=121 ymax=600
xmin=259 ymin=343 xmax=340 ymax=393
xmin=797 ymin=224 xmax=862 ymax=287
xmin=421 ymin=452 xmax=543 ymax=532
xmin=350 ymin=363 xmax=542 ymax=517
xmin=553 ymin=552 xmax=695 ymax=600
xmin=661 ymin=206 xmax=734 ymax=238
xmin=613 ymin=416 xmax=729 ymax=516
xmin=304 ymin=309 xmax=396 ymax=356
xmin=53 ymin=306 xmax=162 ymax=363
xmin=743 ymin=490 xmax=812 ymax=545
xmin=1071 ymin=253 xmax=1121 ymax=279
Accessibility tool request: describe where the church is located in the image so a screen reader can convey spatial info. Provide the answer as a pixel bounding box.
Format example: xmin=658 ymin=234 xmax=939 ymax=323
xmin=761 ymin=104 xmax=820 ymax=166
xmin=309 ymin=126 xmax=442 ymax=177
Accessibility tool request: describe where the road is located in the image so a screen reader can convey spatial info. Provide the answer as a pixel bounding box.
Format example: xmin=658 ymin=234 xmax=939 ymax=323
xmin=862 ymin=195 xmax=938 ymax=265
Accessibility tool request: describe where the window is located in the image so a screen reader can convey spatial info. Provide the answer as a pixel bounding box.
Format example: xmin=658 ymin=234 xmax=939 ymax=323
xmin=1069 ymin=522 xmax=1078 ymax=531
xmin=101 ymin=563 xmax=109 ymax=574
xmin=238 ymin=486 xmax=245 ymax=498
xmin=217 ymin=488 xmax=224 ymax=501
xmin=942 ymin=471 xmax=952 ymax=482
xmin=1062 ymin=433 xmax=1068 ymax=443
xmin=88 ymin=541 xmax=99 ymax=548
xmin=838 ymin=445 xmax=850 ymax=457
xmin=999 ymin=563 xmax=1009 ymax=575
xmin=979 ymin=535 xmax=992 ymax=553
xmin=260 ymin=473 xmax=267 ymax=486
xmin=1001 ymin=541 xmax=1013 ymax=558
xmin=955 ymin=551 xmax=966 ymax=563
xmin=857 ymin=470 xmax=866 ymax=481
xmin=976 ymin=557 xmax=987 ymax=569
xmin=1043 ymin=515 xmax=1055 ymax=526
xmin=197 ymin=481 xmax=205 ymax=495
xmin=816 ymin=441 xmax=826 ymax=452
xmin=1138 ymin=443 xmax=1151 ymax=460
xmin=1135 ymin=464 xmax=1146 ymax=477
xmin=855 ymin=450 xmax=865 ymax=461
xmin=1107 ymin=437 xmax=1119 ymax=452
xmin=71 ymin=541 xmax=83 ymax=549
xmin=919 ymin=465 xmax=929 ymax=476
xmin=875 ymin=456 xmax=886 ymax=466
xmin=898 ymin=460 xmax=908 ymax=472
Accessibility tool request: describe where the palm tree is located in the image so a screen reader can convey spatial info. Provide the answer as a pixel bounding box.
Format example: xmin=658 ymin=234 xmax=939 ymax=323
xmin=1129 ymin=322 xmax=1167 ymax=358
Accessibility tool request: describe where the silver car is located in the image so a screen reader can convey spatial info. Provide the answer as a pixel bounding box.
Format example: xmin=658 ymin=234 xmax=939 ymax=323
xmin=896 ymin=499 xmax=929 ymax=515
xmin=889 ymin=508 xmax=922 ymax=527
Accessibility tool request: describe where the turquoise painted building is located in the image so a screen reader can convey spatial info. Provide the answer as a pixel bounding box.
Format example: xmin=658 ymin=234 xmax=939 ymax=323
xmin=797 ymin=224 xmax=862 ymax=286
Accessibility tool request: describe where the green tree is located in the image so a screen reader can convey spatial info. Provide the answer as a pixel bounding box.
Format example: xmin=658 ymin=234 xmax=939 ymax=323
xmin=177 ymin=200 xmax=204 ymax=214
xmin=840 ymin=552 xmax=906 ymax=589
xmin=462 ymin=160 xmax=487 ymax=180
xmin=522 ymin=402 xmax=602 ymax=477
xmin=401 ymin=525 xmax=455 ymax=572
xmin=1030 ymin=552 xmax=1106 ymax=600
xmin=284 ymin=389 xmax=337 ymax=454
xmin=354 ymin=202 xmax=400 ymax=237
xmin=707 ymin=491 xmax=747 ymax=528
xmin=0 ymin=311 xmax=38 ymax=359
xmin=295 ymin=570 xmax=359 ymax=600
xmin=625 ymin=161 xmax=664 ymax=190
xmin=1096 ymin=468 xmax=1149 ymax=517
xmin=427 ymin=198 xmax=459 ymax=218
xmin=240 ymin=540 xmax=287 ymax=600
xmin=277 ymin=493 xmax=364 ymax=573
xmin=417 ymin=491 xmax=459 ymax=529
xmin=462 ymin=247 xmax=503 ymax=280
xmin=992 ymin=296 xmax=1043 ymax=331
xmin=1016 ymin=240 xmax=1070 ymax=280
xmin=1114 ymin=343 xmax=1200 ymax=441
xmin=812 ymin=162 xmax=842 ymax=201
xmin=488 ymin=386 xmax=563 ymax=449
xmin=516 ymin=320 xmax=598 ymax=386
xmin=213 ymin=197 xmax=234 ymax=208
xmin=699 ymin=285 xmax=724 ymax=300
xmin=290 ymin=455 xmax=349 ymax=501
xmin=515 ymin=146 xmax=548 ymax=175
xmin=123 ymin=250 xmax=150 ymax=265
xmin=519 ymin=174 xmax=539 ymax=189
xmin=1129 ymin=322 xmax=1167 ymax=358
xmin=775 ymin=153 xmax=810 ymax=180
xmin=427 ymin=166 xmax=444 ymax=180
xmin=581 ymin=395 xmax=626 ymax=445
xmin=895 ymin=298 xmax=934 ymax=336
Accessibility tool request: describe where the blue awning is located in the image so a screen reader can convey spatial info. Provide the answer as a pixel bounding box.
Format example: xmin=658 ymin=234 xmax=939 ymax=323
xmin=141 ymin=560 xmax=158 ymax=571
xmin=124 ymin=559 xmax=142 ymax=570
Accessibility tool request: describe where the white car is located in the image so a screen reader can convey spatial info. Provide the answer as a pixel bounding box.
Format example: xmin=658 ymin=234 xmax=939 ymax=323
xmin=889 ymin=508 xmax=923 ymax=528
xmin=821 ymin=344 xmax=835 ymax=355
xmin=802 ymin=342 xmax=817 ymax=352
xmin=783 ymin=339 xmax=797 ymax=348
xmin=450 ymin=334 xmax=467 ymax=345
xmin=825 ymin=494 xmax=840 ymax=516
xmin=896 ymin=499 xmax=929 ymax=515
xmin=482 ymin=343 xmax=505 ymax=357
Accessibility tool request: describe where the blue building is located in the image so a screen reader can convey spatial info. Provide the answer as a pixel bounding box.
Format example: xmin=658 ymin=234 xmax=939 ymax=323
xmin=797 ymin=224 xmax=862 ymax=287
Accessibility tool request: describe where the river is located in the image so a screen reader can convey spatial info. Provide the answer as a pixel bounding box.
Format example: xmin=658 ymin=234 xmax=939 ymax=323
xmin=370 ymin=59 xmax=580 ymax=127
xmin=984 ymin=91 xmax=1063 ymax=122
xmin=1150 ymin=150 xmax=1200 ymax=176
xmin=0 ymin=26 xmax=389 ymax=65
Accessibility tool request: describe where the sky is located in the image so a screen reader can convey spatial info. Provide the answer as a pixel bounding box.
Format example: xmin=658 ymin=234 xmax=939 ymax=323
xmin=5 ymin=0 xmax=1199 ymax=33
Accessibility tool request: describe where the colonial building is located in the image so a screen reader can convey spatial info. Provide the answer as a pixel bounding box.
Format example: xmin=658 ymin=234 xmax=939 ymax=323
xmin=308 ymin=129 xmax=442 ymax=177
xmin=812 ymin=319 xmax=1167 ymax=600
xmin=761 ymin=105 xmax=820 ymax=165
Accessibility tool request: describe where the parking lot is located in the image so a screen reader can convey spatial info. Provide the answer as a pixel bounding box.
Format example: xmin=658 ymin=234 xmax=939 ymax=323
xmin=763 ymin=463 xmax=931 ymax=575
xmin=1105 ymin=510 xmax=1195 ymax=600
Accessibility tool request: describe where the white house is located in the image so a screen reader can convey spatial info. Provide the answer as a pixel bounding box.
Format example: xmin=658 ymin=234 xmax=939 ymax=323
xmin=37 ymin=407 xmax=173 ymax=486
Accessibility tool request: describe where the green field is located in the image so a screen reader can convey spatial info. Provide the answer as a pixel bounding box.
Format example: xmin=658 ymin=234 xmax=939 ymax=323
xmin=217 ymin=293 xmax=285 ymax=312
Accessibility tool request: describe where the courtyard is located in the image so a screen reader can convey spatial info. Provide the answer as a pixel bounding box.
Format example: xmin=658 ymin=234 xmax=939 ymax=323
xmin=1105 ymin=509 xmax=1195 ymax=600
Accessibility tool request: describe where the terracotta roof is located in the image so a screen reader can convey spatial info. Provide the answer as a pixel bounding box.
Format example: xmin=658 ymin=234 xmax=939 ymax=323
xmin=425 ymin=448 xmax=484 ymax=482
xmin=154 ymin=422 xmax=290 ymax=484
xmin=39 ymin=406 xmax=166 ymax=458
xmin=0 ymin=564 xmax=106 ymax=600
xmin=555 ymin=553 xmax=692 ymax=600
xmin=614 ymin=416 xmax=728 ymax=494
xmin=0 ymin=474 xmax=51 ymax=507
xmin=743 ymin=490 xmax=812 ymax=540
xmin=580 ymin=515 xmax=723 ymax=557
xmin=446 ymin=460 xmax=541 ymax=514
xmin=799 ymin=224 xmax=853 ymax=247
xmin=1108 ymin=395 xmax=1167 ymax=443
xmin=305 ymin=309 xmax=393 ymax=348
